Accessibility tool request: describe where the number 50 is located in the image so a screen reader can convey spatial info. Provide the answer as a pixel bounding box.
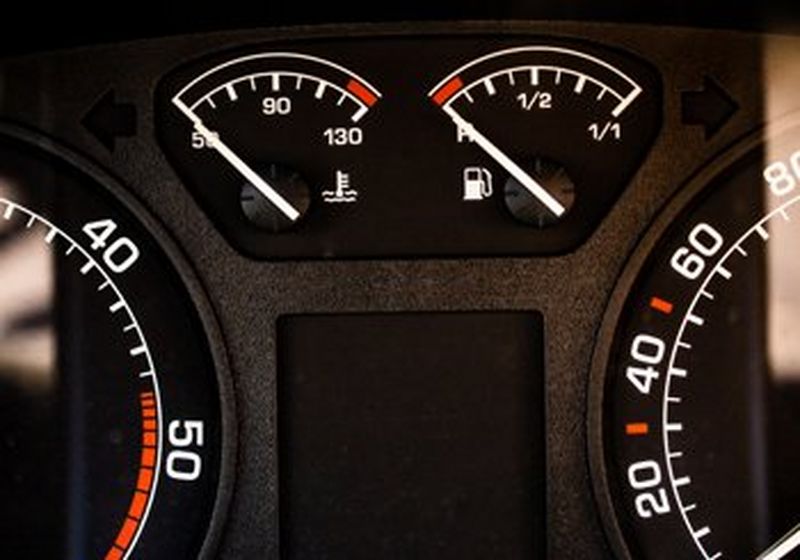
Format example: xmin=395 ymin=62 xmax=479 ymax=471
xmin=166 ymin=420 xmax=204 ymax=482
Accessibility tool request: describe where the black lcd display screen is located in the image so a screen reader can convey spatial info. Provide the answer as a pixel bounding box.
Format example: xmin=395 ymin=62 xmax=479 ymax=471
xmin=278 ymin=312 xmax=545 ymax=559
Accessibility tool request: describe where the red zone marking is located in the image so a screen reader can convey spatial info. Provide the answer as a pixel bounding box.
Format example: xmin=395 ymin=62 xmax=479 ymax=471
xmin=431 ymin=76 xmax=464 ymax=106
xmin=346 ymin=79 xmax=378 ymax=107
xmin=105 ymin=391 xmax=159 ymax=560
xmin=622 ymin=299 xmax=671 ymax=440
xmin=650 ymin=296 xmax=674 ymax=315
xmin=626 ymin=423 xmax=650 ymax=436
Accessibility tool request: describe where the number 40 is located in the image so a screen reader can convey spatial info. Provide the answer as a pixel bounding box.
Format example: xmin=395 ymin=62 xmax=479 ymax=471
xmin=82 ymin=219 xmax=140 ymax=274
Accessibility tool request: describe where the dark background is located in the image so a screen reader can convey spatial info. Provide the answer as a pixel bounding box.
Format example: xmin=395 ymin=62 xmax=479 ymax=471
xmin=278 ymin=313 xmax=545 ymax=559
xmin=0 ymin=0 xmax=795 ymax=56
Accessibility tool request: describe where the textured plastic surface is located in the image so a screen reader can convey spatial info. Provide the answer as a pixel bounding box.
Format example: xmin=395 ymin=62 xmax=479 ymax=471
xmin=0 ymin=22 xmax=777 ymax=558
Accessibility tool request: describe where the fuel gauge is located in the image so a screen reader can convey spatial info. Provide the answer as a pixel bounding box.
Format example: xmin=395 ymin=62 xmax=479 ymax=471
xmin=157 ymin=39 xmax=660 ymax=259
xmin=430 ymin=44 xmax=661 ymax=236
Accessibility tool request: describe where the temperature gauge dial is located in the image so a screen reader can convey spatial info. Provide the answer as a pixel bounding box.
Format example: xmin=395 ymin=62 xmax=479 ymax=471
xmin=158 ymin=52 xmax=381 ymax=255
xmin=157 ymin=39 xmax=660 ymax=259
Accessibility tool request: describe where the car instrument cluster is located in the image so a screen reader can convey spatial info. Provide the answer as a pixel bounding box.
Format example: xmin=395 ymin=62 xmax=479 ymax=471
xmin=1 ymin=21 xmax=799 ymax=560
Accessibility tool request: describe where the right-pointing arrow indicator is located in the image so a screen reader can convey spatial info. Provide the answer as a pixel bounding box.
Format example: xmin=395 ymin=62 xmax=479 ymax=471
xmin=681 ymin=77 xmax=739 ymax=140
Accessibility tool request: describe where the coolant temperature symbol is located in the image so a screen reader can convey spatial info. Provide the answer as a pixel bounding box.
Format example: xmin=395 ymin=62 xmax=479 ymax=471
xmin=322 ymin=171 xmax=359 ymax=204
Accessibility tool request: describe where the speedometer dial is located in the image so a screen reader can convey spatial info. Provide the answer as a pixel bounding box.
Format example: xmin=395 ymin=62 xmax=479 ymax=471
xmin=592 ymin=116 xmax=800 ymax=559
xmin=0 ymin=130 xmax=226 ymax=559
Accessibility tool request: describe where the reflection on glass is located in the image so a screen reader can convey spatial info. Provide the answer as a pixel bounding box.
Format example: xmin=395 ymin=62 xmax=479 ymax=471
xmin=761 ymin=39 xmax=800 ymax=559
xmin=767 ymin=210 xmax=800 ymax=379
xmin=766 ymin=39 xmax=800 ymax=380
xmin=0 ymin=178 xmax=54 ymax=391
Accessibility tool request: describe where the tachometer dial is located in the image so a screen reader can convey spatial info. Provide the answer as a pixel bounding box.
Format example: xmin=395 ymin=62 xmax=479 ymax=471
xmin=591 ymin=116 xmax=800 ymax=559
xmin=0 ymin=131 xmax=226 ymax=559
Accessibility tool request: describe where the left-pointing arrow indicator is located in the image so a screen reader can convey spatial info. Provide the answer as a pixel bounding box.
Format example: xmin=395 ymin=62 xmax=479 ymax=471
xmin=82 ymin=89 xmax=137 ymax=152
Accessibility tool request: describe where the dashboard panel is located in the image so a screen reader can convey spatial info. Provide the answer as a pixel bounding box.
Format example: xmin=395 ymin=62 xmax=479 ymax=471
xmin=0 ymin=19 xmax=798 ymax=560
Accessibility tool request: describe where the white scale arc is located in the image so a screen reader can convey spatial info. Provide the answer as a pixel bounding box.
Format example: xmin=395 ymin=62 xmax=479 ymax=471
xmin=0 ymin=197 xmax=164 ymax=560
xmin=172 ymin=51 xmax=382 ymax=108
xmin=428 ymin=45 xmax=644 ymax=118
xmin=430 ymin=46 xmax=645 ymax=219
xmin=194 ymin=71 xmax=373 ymax=123
xmin=661 ymin=193 xmax=800 ymax=560
xmin=171 ymin=52 xmax=382 ymax=223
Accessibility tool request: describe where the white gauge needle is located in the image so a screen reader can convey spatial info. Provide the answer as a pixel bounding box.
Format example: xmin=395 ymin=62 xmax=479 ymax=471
xmin=757 ymin=522 xmax=800 ymax=560
xmin=442 ymin=104 xmax=566 ymax=217
xmin=172 ymin=98 xmax=301 ymax=222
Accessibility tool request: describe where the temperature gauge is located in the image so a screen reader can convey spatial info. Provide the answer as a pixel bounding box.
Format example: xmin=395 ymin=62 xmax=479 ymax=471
xmin=158 ymin=52 xmax=381 ymax=254
xmin=157 ymin=39 xmax=660 ymax=259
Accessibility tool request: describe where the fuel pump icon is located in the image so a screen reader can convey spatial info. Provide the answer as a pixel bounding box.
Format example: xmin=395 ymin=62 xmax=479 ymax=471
xmin=462 ymin=167 xmax=493 ymax=201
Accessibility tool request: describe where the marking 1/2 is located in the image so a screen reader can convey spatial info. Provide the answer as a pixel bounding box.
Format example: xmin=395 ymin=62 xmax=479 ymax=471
xmin=517 ymin=91 xmax=553 ymax=111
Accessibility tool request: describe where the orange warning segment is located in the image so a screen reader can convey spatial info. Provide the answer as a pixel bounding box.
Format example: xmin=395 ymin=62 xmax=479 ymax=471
xmin=136 ymin=467 xmax=154 ymax=492
xmin=115 ymin=517 xmax=139 ymax=550
xmin=142 ymin=431 xmax=157 ymax=447
xmin=626 ymin=422 xmax=650 ymax=436
xmin=346 ymin=79 xmax=378 ymax=107
xmin=432 ymin=77 xmax=464 ymax=106
xmin=650 ymin=297 xmax=674 ymax=315
xmin=105 ymin=546 xmax=124 ymax=560
xmin=104 ymin=390 xmax=159 ymax=560
xmin=129 ymin=491 xmax=149 ymax=520
xmin=141 ymin=447 xmax=156 ymax=468
xmin=139 ymin=389 xmax=158 ymax=491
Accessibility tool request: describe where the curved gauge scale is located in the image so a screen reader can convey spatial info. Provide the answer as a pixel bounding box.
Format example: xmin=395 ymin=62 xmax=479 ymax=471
xmin=594 ymin=117 xmax=800 ymax=559
xmin=156 ymin=40 xmax=660 ymax=259
xmin=0 ymin=134 xmax=224 ymax=559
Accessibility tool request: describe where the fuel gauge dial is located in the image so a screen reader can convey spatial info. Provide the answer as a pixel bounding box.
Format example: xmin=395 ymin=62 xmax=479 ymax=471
xmin=430 ymin=44 xmax=661 ymax=238
xmin=157 ymin=39 xmax=660 ymax=259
